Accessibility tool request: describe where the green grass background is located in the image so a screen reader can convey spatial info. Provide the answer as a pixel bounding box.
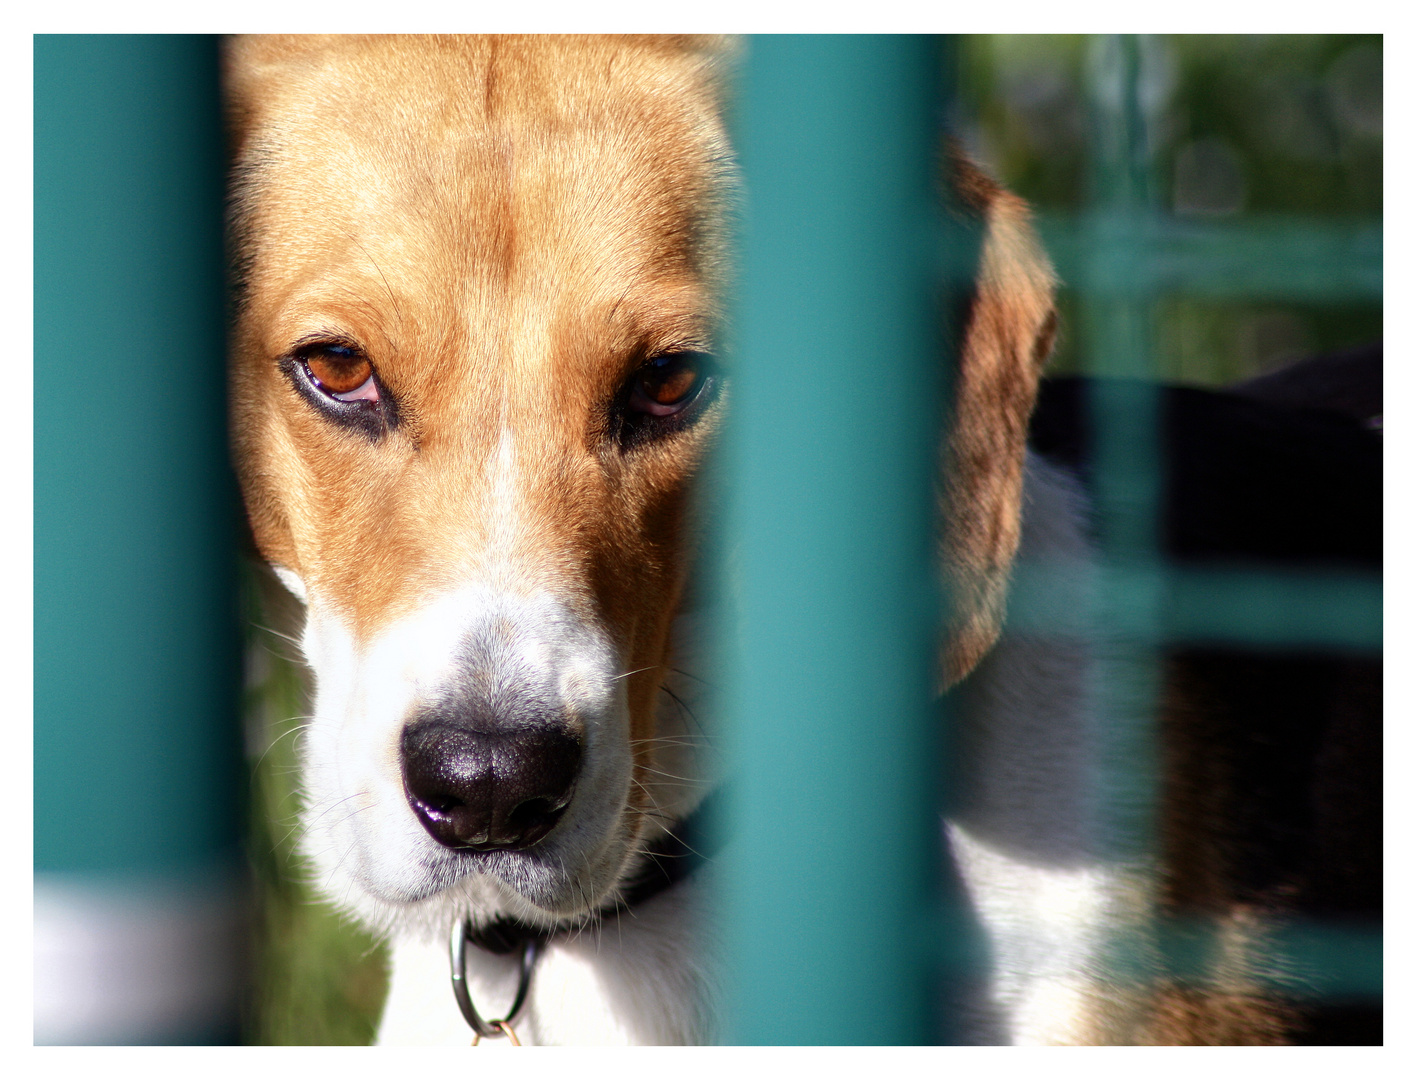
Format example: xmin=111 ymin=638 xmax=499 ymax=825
xmin=241 ymin=562 xmax=388 ymax=1044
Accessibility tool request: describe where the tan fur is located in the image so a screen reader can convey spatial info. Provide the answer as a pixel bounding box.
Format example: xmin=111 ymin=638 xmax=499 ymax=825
xmin=227 ymin=34 xmax=1056 ymax=703
xmin=939 ymin=153 xmax=1058 ymax=685
xmin=227 ymin=34 xmax=1062 ymax=1041
xmin=227 ymin=36 xmax=733 ymax=779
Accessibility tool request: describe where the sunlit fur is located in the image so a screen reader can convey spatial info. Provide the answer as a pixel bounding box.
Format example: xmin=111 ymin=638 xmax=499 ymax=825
xmin=227 ymin=35 xmax=1064 ymax=1044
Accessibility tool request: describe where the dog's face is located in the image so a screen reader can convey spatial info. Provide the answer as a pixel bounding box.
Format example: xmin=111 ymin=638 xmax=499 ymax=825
xmin=226 ymin=35 xmax=1057 ymax=939
xmin=226 ymin=36 xmax=732 ymax=932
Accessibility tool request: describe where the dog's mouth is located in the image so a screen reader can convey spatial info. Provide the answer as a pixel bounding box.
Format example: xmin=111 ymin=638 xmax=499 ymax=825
xmin=387 ymin=772 xmax=642 ymax=921
xmin=313 ymin=730 xmax=635 ymax=921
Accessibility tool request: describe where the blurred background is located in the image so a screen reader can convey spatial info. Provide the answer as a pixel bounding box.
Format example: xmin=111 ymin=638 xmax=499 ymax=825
xmin=957 ymin=34 xmax=1381 ymax=384
xmin=238 ymin=33 xmax=1381 ymax=1043
xmin=241 ymin=567 xmax=388 ymax=1044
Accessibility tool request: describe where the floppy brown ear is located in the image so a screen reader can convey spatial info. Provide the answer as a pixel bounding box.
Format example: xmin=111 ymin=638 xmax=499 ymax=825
xmin=939 ymin=152 xmax=1058 ymax=687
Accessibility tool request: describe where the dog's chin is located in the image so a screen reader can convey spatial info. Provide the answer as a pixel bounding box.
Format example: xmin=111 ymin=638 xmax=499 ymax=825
xmin=303 ymin=796 xmax=644 ymax=941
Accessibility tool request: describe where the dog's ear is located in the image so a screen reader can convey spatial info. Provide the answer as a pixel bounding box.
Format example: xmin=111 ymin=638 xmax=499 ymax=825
xmin=939 ymin=151 xmax=1058 ymax=686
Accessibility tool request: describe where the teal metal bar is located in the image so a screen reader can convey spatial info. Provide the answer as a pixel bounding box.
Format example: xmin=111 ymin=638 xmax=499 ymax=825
xmin=34 ymin=35 xmax=242 ymax=1043
xmin=1039 ymin=215 xmax=1383 ymax=301
xmin=1077 ymin=38 xmax=1166 ymax=996
xmin=1007 ymin=562 xmax=1383 ymax=653
xmin=722 ymin=35 xmax=946 ymax=1045
xmin=1072 ymin=34 xmax=1382 ymax=1011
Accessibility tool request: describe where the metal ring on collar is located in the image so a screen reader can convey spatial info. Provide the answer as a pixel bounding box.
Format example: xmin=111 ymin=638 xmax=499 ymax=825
xmin=449 ymin=917 xmax=541 ymax=1040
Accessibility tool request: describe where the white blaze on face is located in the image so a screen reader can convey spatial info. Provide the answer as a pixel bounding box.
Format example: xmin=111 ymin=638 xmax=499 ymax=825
xmin=489 ymin=428 xmax=522 ymax=565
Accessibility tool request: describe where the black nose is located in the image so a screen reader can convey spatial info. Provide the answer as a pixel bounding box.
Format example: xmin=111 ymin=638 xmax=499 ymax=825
xmin=401 ymin=719 xmax=582 ymax=851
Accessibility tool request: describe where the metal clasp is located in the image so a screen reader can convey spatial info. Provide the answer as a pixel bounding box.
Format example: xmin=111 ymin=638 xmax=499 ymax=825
xmin=449 ymin=918 xmax=540 ymax=1045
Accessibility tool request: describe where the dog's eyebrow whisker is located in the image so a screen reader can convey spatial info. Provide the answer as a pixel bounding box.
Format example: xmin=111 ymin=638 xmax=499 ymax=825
xmin=667 ymin=666 xmax=714 ymax=687
xmin=612 ymin=665 xmax=658 ymax=682
xmin=343 ymin=229 xmax=404 ymax=333
xmin=657 ymin=683 xmax=711 ymax=740
xmin=605 ymin=281 xmax=634 ymax=326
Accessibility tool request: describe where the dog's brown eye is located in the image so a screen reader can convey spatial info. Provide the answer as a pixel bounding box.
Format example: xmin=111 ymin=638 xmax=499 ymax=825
xmin=300 ymin=345 xmax=378 ymax=403
xmin=629 ymin=353 xmax=706 ymax=417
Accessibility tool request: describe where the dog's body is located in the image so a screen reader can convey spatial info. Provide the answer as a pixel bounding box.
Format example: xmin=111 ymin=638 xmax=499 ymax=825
xmin=227 ymin=36 xmax=1380 ymax=1045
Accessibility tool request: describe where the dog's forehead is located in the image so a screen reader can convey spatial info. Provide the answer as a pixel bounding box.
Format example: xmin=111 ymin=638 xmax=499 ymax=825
xmin=232 ymin=37 xmax=728 ymax=344
xmin=227 ymin=37 xmax=730 ymax=637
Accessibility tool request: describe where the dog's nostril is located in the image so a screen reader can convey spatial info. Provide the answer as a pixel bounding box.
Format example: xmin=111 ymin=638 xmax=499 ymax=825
xmin=506 ymin=796 xmax=562 ymax=836
xmin=400 ymin=719 xmax=581 ymax=853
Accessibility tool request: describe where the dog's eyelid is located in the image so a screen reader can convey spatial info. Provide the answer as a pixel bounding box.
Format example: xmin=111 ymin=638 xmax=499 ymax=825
xmin=650 ymin=342 xmax=711 ymax=360
xmin=288 ymin=335 xmax=367 ymax=359
xmin=628 ymin=346 xmax=714 ymax=380
xmin=278 ymin=337 xmax=398 ymax=438
xmin=615 ymin=348 xmax=722 ymax=443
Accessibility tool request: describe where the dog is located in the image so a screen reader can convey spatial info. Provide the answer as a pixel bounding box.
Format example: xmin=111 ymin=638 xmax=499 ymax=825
xmin=225 ymin=35 xmax=1380 ymax=1044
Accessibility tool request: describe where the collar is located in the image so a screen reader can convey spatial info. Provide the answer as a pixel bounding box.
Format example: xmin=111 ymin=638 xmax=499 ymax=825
xmin=465 ymin=785 xmax=725 ymax=956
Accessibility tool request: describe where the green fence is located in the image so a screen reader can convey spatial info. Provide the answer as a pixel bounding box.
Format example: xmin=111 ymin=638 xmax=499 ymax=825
xmin=34 ymin=35 xmax=244 ymax=1044
xmin=722 ymin=33 xmax=1381 ymax=1044
xmin=722 ymin=35 xmax=957 ymax=1045
xmin=33 ymin=34 xmax=1379 ymax=1045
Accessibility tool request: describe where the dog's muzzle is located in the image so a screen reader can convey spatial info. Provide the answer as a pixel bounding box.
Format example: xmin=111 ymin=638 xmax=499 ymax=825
xmin=295 ymin=587 xmax=632 ymax=916
xmin=401 ymin=716 xmax=583 ymax=852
